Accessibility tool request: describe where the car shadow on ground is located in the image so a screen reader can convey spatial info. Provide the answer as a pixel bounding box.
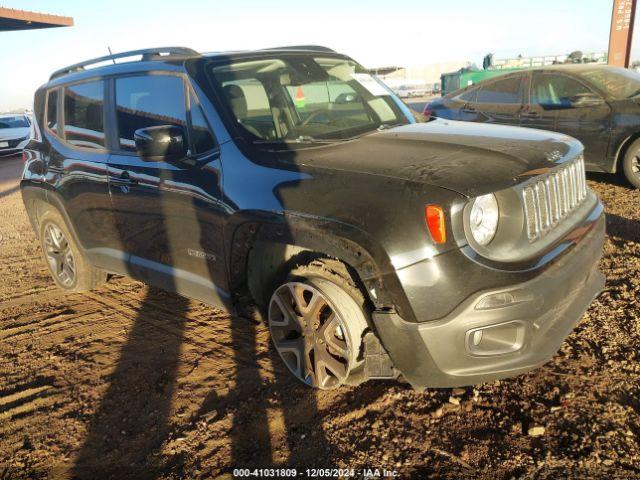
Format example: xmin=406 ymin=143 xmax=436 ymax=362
xmin=69 ymin=287 xmax=390 ymax=477
xmin=586 ymin=171 xmax=633 ymax=190
xmin=71 ymin=288 xmax=190 ymax=478
xmin=586 ymin=172 xmax=639 ymax=244
xmin=0 ymin=184 xmax=20 ymax=199
xmin=605 ymin=213 xmax=640 ymax=243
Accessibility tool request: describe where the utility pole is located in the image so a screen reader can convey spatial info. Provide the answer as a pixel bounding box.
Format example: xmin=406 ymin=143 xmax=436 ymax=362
xmin=608 ymin=0 xmax=637 ymax=67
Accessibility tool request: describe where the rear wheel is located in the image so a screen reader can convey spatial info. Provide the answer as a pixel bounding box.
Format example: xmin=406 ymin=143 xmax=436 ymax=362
xmin=267 ymin=259 xmax=368 ymax=389
xmin=622 ymin=139 xmax=640 ymax=188
xmin=39 ymin=209 xmax=107 ymax=292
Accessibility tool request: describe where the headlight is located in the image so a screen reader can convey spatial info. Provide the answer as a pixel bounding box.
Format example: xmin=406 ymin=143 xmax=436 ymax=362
xmin=469 ymin=194 xmax=499 ymax=245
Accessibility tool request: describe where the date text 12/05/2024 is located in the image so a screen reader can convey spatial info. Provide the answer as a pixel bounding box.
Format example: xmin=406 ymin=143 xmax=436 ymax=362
xmin=232 ymin=468 xmax=400 ymax=477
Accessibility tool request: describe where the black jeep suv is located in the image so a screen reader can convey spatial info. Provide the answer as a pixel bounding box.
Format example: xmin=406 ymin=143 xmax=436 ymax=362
xmin=21 ymin=46 xmax=605 ymax=390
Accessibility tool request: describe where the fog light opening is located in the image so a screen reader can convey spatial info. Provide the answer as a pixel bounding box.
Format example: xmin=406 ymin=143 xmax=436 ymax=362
xmin=466 ymin=321 xmax=525 ymax=356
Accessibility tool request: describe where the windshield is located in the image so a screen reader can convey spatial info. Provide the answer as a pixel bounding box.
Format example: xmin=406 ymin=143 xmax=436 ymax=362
xmin=208 ymin=55 xmax=410 ymax=143
xmin=0 ymin=116 xmax=29 ymax=129
xmin=580 ymin=67 xmax=640 ymax=99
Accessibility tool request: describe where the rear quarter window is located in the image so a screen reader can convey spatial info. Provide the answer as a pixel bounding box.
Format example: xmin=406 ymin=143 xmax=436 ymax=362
xmin=46 ymin=89 xmax=59 ymax=135
xmin=188 ymin=90 xmax=216 ymax=154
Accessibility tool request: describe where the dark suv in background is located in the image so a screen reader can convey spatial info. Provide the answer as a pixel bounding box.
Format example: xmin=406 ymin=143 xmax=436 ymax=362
xmin=426 ymin=65 xmax=640 ymax=188
xmin=21 ymin=46 xmax=605 ymax=390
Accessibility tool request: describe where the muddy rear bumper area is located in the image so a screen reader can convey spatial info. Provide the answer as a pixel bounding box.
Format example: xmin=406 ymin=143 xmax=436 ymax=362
xmin=372 ymin=209 xmax=606 ymax=390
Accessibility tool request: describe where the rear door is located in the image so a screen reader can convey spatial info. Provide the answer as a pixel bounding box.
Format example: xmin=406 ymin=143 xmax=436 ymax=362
xmin=106 ymin=72 xmax=229 ymax=306
xmin=472 ymin=74 xmax=526 ymax=126
xmin=44 ymin=80 xmax=123 ymax=272
xmin=438 ymin=87 xmax=480 ymax=121
xmin=522 ymin=72 xmax=612 ymax=166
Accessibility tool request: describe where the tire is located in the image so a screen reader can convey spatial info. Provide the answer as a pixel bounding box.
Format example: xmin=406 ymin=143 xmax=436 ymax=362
xmin=622 ymin=139 xmax=640 ymax=188
xmin=267 ymin=258 xmax=369 ymax=389
xmin=38 ymin=208 xmax=107 ymax=292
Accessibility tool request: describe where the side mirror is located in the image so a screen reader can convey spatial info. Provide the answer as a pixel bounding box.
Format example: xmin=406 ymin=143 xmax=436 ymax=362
xmin=569 ymin=92 xmax=604 ymax=108
xmin=134 ymin=125 xmax=187 ymax=161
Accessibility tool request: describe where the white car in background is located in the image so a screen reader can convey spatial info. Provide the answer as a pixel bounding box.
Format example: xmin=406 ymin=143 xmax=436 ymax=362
xmin=394 ymin=85 xmax=426 ymax=98
xmin=0 ymin=114 xmax=31 ymax=157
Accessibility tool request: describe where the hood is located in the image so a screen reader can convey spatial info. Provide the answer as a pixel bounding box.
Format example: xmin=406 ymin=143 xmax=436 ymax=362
xmin=0 ymin=127 xmax=30 ymax=141
xmin=278 ymin=119 xmax=582 ymax=197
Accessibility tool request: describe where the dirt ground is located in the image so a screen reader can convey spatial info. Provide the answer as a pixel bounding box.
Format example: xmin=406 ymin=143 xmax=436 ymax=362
xmin=0 ymin=154 xmax=639 ymax=480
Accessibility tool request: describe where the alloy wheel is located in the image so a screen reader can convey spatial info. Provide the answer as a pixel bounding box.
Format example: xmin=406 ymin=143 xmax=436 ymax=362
xmin=43 ymin=223 xmax=76 ymax=287
xmin=268 ymin=282 xmax=353 ymax=389
xmin=632 ymin=153 xmax=640 ymax=176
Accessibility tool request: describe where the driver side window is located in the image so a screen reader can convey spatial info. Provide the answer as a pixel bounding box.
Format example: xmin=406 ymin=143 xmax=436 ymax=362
xmin=531 ymin=74 xmax=592 ymax=108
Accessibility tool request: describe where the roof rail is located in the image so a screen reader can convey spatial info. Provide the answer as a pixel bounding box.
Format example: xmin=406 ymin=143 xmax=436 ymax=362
xmin=261 ymin=45 xmax=336 ymax=53
xmin=49 ymin=46 xmax=199 ymax=80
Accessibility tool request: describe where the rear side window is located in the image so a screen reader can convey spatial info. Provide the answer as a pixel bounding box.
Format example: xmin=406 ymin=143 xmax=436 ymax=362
xmin=189 ymin=91 xmax=216 ymax=154
xmin=457 ymin=88 xmax=477 ymax=103
xmin=115 ymin=75 xmax=187 ymax=152
xmin=477 ymin=77 xmax=522 ymax=104
xmin=63 ymin=81 xmax=105 ymax=149
xmin=46 ymin=89 xmax=59 ymax=135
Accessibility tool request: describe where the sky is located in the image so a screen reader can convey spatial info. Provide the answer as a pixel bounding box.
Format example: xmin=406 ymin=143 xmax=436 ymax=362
xmin=0 ymin=0 xmax=637 ymax=111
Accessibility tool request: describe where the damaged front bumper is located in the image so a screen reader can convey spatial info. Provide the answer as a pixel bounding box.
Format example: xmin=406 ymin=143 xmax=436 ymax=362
xmin=371 ymin=204 xmax=606 ymax=389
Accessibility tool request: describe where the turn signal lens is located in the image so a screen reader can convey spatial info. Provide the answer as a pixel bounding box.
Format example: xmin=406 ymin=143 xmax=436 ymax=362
xmin=425 ymin=205 xmax=446 ymax=244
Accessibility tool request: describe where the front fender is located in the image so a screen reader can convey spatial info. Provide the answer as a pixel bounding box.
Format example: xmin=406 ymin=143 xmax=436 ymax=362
xmin=227 ymin=211 xmax=418 ymax=320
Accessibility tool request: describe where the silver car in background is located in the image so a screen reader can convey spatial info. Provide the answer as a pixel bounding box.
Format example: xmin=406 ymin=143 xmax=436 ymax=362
xmin=0 ymin=114 xmax=31 ymax=157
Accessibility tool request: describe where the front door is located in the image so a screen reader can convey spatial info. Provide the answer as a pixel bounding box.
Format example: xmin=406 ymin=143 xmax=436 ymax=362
xmin=106 ymin=73 xmax=229 ymax=307
xmin=522 ymin=72 xmax=612 ymax=168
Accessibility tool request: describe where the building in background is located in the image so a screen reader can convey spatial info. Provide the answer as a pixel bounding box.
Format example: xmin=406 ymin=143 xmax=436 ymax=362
xmin=371 ymin=61 xmax=471 ymax=96
xmin=1 ymin=7 xmax=73 ymax=113
xmin=0 ymin=7 xmax=73 ymax=32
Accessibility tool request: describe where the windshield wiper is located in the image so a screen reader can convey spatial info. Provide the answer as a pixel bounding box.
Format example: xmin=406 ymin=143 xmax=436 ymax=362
xmin=295 ymin=135 xmax=331 ymax=143
xmin=253 ymin=135 xmax=339 ymax=145
xmin=377 ymin=122 xmax=403 ymax=131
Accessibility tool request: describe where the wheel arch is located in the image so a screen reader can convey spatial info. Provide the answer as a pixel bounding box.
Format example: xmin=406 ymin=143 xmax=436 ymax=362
xmin=21 ymin=184 xmax=84 ymax=251
xmin=227 ymin=213 xmax=414 ymax=321
xmin=613 ymin=131 xmax=640 ymax=173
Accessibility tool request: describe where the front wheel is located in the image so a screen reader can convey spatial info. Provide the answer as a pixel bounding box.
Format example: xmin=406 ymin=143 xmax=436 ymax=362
xmin=622 ymin=139 xmax=640 ymax=188
xmin=267 ymin=259 xmax=369 ymax=389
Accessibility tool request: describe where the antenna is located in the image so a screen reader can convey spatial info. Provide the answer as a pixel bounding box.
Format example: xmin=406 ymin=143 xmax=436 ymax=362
xmin=107 ymin=47 xmax=116 ymax=64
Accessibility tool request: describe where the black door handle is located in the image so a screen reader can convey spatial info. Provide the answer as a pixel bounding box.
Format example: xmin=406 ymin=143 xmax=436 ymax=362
xmin=521 ymin=111 xmax=540 ymax=118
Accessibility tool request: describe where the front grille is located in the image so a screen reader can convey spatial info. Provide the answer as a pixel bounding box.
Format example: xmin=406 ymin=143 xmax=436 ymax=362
xmin=522 ymin=154 xmax=587 ymax=241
